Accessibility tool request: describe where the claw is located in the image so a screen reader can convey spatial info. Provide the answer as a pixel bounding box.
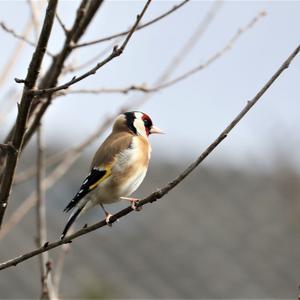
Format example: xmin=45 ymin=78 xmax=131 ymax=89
xmin=131 ymin=200 xmax=142 ymax=211
xmin=120 ymin=197 xmax=142 ymax=211
xmin=105 ymin=213 xmax=113 ymax=226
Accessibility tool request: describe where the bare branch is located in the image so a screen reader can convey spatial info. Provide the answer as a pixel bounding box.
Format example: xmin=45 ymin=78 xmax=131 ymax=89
xmin=0 ymin=0 xmax=58 ymax=229
xmin=0 ymin=21 xmax=37 ymax=48
xmin=55 ymin=12 xmax=69 ymax=36
xmin=147 ymin=10 xmax=266 ymax=92
xmin=57 ymin=84 xmax=150 ymax=96
xmin=52 ymin=233 xmax=72 ymax=294
xmin=30 ymin=0 xmax=153 ymax=98
xmin=0 ymin=21 xmax=33 ymax=86
xmin=0 ymin=43 xmax=299 ymax=271
xmin=0 ymin=21 xmax=54 ymax=58
xmin=27 ymin=0 xmax=41 ymax=40
xmin=63 ymin=38 xmax=123 ymax=75
xmin=74 ymin=0 xmax=190 ymax=49
xmin=161 ymin=0 xmax=223 ymax=76
xmin=0 ymin=89 xmax=20 ymax=126
xmin=35 ymin=125 xmax=56 ymax=300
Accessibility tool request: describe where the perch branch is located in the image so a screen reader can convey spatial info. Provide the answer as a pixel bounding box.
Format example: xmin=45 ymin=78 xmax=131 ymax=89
xmin=0 ymin=43 xmax=299 ymax=271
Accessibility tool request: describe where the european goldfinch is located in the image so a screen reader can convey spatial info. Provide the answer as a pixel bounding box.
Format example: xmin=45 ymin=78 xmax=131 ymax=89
xmin=61 ymin=111 xmax=163 ymax=239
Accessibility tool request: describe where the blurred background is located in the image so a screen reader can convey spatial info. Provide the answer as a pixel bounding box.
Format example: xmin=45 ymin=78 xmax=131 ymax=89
xmin=0 ymin=0 xmax=300 ymax=298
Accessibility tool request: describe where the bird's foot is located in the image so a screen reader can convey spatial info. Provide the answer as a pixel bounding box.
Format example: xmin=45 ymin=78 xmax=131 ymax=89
xmin=120 ymin=197 xmax=142 ymax=211
xmin=105 ymin=213 xmax=113 ymax=226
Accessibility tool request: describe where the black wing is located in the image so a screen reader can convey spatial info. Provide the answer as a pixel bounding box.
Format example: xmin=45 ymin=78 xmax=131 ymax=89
xmin=63 ymin=168 xmax=107 ymax=212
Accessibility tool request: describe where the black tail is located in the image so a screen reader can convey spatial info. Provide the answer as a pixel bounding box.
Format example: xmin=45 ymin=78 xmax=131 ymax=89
xmin=61 ymin=206 xmax=84 ymax=240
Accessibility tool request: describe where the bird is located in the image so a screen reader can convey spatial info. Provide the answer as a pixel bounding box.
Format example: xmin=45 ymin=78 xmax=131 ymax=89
xmin=61 ymin=111 xmax=163 ymax=239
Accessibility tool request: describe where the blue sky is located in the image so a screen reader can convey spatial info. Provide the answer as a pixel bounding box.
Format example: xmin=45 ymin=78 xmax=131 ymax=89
xmin=0 ymin=1 xmax=299 ymax=170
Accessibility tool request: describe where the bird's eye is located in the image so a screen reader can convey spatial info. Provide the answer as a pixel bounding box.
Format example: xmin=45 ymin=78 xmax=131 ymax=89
xmin=143 ymin=119 xmax=149 ymax=127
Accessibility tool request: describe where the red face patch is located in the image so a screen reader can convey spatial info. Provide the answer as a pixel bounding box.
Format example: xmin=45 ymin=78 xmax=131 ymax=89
xmin=141 ymin=113 xmax=153 ymax=136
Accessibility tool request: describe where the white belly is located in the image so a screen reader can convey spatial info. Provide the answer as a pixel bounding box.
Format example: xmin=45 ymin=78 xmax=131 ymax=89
xmin=118 ymin=167 xmax=147 ymax=197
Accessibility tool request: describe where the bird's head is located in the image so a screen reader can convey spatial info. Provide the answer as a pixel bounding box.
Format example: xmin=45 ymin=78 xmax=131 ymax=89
xmin=113 ymin=111 xmax=164 ymax=138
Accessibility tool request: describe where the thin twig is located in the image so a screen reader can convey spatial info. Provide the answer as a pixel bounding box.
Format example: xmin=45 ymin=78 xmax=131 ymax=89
xmin=53 ymin=232 xmax=72 ymax=294
xmin=0 ymin=2 xmax=45 ymax=87
xmin=161 ymin=0 xmax=223 ymax=77
xmin=151 ymin=11 xmax=267 ymax=92
xmin=0 ymin=0 xmax=58 ymax=229
xmin=0 ymin=21 xmax=37 ymax=48
xmin=74 ymin=0 xmax=190 ymax=49
xmin=63 ymin=37 xmax=123 ymax=75
xmin=27 ymin=0 xmax=41 ymax=40
xmin=57 ymin=85 xmax=150 ymax=96
xmin=0 ymin=21 xmax=54 ymax=58
xmin=0 ymin=43 xmax=299 ymax=271
xmin=31 ymin=0 xmax=153 ymax=97
xmin=36 ymin=125 xmax=56 ymax=300
xmin=55 ymin=12 xmax=69 ymax=36
xmin=126 ymin=0 xmax=222 ymax=107
xmin=0 ymin=89 xmax=20 ymax=126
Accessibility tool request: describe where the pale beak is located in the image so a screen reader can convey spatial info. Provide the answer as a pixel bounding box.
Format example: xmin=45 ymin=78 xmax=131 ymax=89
xmin=150 ymin=125 xmax=164 ymax=134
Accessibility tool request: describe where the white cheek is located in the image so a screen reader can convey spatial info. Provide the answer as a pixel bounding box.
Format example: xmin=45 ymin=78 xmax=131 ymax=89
xmin=133 ymin=119 xmax=147 ymax=137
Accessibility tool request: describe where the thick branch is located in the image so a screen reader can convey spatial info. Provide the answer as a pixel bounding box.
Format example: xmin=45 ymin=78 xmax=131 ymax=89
xmin=0 ymin=43 xmax=299 ymax=271
xmin=0 ymin=0 xmax=58 ymax=228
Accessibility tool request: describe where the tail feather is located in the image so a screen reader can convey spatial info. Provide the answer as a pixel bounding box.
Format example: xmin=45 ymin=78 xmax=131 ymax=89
xmin=61 ymin=206 xmax=84 ymax=239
